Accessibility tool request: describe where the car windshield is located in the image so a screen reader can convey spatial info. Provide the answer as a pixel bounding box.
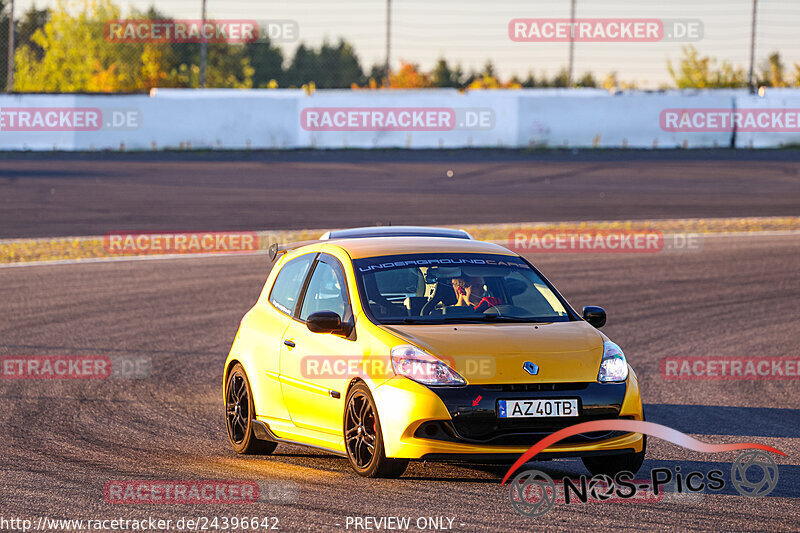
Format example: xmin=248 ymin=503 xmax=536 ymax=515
xmin=352 ymin=252 xmax=572 ymax=324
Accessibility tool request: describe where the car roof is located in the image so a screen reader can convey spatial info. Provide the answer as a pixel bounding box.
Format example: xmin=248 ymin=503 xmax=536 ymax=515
xmin=316 ymin=236 xmax=516 ymax=260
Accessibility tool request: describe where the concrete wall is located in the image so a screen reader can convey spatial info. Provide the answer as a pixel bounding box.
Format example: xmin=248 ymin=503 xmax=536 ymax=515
xmin=0 ymin=88 xmax=798 ymax=150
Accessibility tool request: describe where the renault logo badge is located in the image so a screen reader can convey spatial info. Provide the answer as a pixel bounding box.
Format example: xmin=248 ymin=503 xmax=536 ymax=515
xmin=523 ymin=362 xmax=539 ymax=375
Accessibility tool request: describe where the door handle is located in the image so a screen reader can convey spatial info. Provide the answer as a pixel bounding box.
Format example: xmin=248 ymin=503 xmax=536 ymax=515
xmin=283 ymin=339 xmax=296 ymax=348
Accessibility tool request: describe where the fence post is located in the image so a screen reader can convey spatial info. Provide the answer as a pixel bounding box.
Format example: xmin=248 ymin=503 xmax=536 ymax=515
xmin=747 ymin=0 xmax=758 ymax=93
xmin=384 ymin=0 xmax=391 ymax=87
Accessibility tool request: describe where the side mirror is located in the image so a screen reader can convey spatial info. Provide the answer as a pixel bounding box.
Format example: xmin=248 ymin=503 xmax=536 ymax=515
xmin=582 ymin=306 xmax=606 ymax=328
xmin=306 ymin=311 xmax=345 ymax=334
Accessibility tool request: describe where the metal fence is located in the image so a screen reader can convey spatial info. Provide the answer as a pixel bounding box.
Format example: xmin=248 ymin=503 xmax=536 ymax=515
xmin=1 ymin=0 xmax=799 ymax=92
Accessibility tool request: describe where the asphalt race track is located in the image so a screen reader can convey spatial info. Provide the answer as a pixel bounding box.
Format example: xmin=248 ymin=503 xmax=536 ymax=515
xmin=1 ymin=150 xmax=800 ymax=238
xmin=1 ymin=151 xmax=799 ymax=532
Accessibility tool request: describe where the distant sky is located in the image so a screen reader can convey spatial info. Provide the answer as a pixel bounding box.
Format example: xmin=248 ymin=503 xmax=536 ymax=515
xmin=13 ymin=0 xmax=800 ymax=87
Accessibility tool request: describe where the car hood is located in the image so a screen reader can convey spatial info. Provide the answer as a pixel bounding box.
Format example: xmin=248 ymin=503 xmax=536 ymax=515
xmin=383 ymin=321 xmax=604 ymax=384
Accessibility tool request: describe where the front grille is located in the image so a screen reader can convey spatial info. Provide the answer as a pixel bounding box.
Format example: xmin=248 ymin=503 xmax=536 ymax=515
xmin=450 ymin=411 xmax=622 ymax=442
xmin=415 ymin=416 xmax=634 ymax=446
xmin=420 ymin=381 xmax=630 ymax=446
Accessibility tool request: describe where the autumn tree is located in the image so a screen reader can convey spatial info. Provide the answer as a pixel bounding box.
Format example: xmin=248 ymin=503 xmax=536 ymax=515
xmin=389 ymin=61 xmax=432 ymax=88
xmin=759 ymin=52 xmax=786 ymax=88
xmin=14 ymin=0 xmax=129 ymax=92
xmin=13 ymin=0 xmax=253 ymax=92
xmin=667 ymin=45 xmax=746 ymax=88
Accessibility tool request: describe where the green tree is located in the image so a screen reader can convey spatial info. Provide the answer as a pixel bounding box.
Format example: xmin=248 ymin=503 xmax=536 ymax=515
xmin=285 ymin=44 xmax=316 ymax=87
xmin=576 ymin=72 xmax=597 ymax=88
xmin=461 ymin=68 xmax=478 ymax=88
xmin=0 ymin=1 xmax=39 ymax=89
xmin=451 ymin=63 xmax=464 ymax=88
xmin=285 ymin=39 xmax=363 ymax=88
xmin=431 ymin=58 xmax=454 ymax=87
xmin=430 ymin=59 xmax=466 ymax=88
xmin=758 ymin=52 xmax=786 ymax=87
xmin=245 ymin=36 xmax=284 ymax=88
xmin=551 ymin=68 xmax=569 ymax=87
xmin=0 ymin=2 xmax=52 ymax=92
xmin=366 ymin=63 xmax=387 ymax=86
xmin=164 ymin=40 xmax=254 ymax=89
xmin=14 ymin=0 xmax=127 ymax=92
xmin=319 ymin=39 xmax=362 ymax=87
xmin=13 ymin=0 xmax=252 ymax=92
xmin=667 ymin=45 xmax=746 ymax=88
xmin=520 ymin=72 xmax=537 ymax=88
xmin=0 ymin=0 xmax=8 ymax=89
xmin=17 ymin=4 xmax=50 ymax=61
xmin=153 ymin=8 xmax=253 ymax=90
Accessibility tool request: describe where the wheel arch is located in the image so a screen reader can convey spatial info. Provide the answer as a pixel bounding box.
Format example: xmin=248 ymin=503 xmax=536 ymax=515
xmin=223 ymin=358 xmax=242 ymax=389
xmin=344 ymin=376 xmax=368 ymax=400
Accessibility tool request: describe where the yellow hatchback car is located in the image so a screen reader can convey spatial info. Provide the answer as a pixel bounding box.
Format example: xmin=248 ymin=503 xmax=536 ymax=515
xmin=224 ymin=227 xmax=645 ymax=478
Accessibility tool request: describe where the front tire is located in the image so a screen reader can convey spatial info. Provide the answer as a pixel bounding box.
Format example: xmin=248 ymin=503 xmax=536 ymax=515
xmin=581 ymin=435 xmax=647 ymax=477
xmin=344 ymin=382 xmax=408 ymax=478
xmin=225 ymin=363 xmax=278 ymax=455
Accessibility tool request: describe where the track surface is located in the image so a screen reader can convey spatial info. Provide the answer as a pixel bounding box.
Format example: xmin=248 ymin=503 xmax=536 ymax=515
xmin=1 ymin=151 xmax=799 ymax=532
xmin=1 ymin=234 xmax=799 ymax=532
xmin=1 ymin=150 xmax=800 ymax=238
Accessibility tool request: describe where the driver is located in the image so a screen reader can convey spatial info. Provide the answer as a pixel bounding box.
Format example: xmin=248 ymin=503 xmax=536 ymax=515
xmin=451 ymin=276 xmax=502 ymax=312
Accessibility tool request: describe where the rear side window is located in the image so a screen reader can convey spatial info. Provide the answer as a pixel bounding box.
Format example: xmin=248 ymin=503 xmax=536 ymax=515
xmin=270 ymin=254 xmax=315 ymax=315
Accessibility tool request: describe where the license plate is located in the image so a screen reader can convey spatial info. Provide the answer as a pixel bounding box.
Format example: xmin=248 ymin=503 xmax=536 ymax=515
xmin=498 ymin=398 xmax=579 ymax=418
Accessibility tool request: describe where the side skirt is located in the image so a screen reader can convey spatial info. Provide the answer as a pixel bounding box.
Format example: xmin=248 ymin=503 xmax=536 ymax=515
xmin=251 ymin=419 xmax=348 ymax=457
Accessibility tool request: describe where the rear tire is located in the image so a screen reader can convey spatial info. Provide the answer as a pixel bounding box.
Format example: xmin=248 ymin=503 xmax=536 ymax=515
xmin=225 ymin=363 xmax=278 ymax=455
xmin=582 ymin=435 xmax=646 ymax=477
xmin=344 ymin=382 xmax=408 ymax=478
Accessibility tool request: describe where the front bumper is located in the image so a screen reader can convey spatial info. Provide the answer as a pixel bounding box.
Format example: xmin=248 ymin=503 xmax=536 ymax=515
xmin=372 ymin=370 xmax=644 ymax=460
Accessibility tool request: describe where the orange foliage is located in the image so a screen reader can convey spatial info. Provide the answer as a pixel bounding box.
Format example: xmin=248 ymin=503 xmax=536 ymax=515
xmin=388 ymin=61 xmax=432 ymax=88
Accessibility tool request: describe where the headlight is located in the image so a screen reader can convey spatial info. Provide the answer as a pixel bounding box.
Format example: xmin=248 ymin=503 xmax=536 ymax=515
xmin=390 ymin=345 xmax=465 ymax=386
xmin=598 ymin=340 xmax=628 ymax=382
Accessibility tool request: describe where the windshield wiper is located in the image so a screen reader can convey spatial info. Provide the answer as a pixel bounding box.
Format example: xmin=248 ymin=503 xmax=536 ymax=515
xmin=438 ymin=315 xmax=546 ymax=323
xmin=380 ymin=317 xmax=430 ymax=325
xmin=381 ymin=316 xmax=548 ymax=325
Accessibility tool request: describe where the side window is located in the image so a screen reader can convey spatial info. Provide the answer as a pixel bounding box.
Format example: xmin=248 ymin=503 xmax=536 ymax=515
xmin=299 ymin=257 xmax=351 ymax=321
xmin=269 ymin=254 xmax=315 ymax=315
